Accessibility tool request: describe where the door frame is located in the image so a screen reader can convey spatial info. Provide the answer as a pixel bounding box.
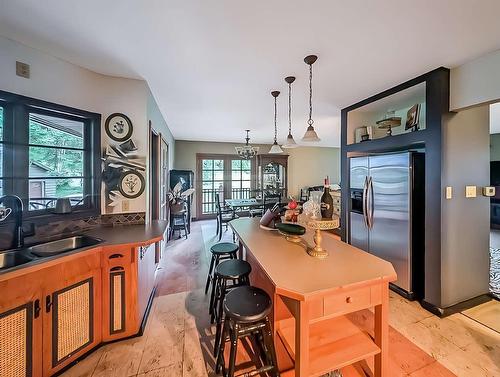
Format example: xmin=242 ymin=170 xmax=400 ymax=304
xmin=148 ymin=121 xmax=161 ymax=223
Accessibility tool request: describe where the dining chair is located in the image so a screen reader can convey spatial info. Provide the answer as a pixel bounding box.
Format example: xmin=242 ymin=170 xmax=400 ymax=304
xmin=215 ymin=193 xmax=238 ymax=241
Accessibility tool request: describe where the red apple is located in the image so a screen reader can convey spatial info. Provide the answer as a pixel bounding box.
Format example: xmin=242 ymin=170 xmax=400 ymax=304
xmin=288 ymin=200 xmax=298 ymax=210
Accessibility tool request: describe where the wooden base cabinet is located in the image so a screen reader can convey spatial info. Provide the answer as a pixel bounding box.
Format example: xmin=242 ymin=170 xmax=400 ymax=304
xmin=101 ymin=246 xmax=136 ymax=341
xmin=0 ymin=292 xmax=42 ymax=377
xmin=42 ymin=268 xmax=102 ymax=377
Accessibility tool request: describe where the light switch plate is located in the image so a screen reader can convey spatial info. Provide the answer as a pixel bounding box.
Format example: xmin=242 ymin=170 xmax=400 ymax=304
xmin=465 ymin=185 xmax=477 ymax=198
xmin=445 ymin=186 xmax=453 ymax=199
xmin=482 ymin=186 xmax=496 ymax=197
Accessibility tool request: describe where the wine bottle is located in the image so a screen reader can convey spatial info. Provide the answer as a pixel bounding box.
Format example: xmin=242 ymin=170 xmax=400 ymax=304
xmin=320 ymin=176 xmax=334 ymax=219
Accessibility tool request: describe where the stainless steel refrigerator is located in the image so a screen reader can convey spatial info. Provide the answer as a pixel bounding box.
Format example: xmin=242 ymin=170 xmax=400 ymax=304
xmin=349 ymin=152 xmax=424 ymax=298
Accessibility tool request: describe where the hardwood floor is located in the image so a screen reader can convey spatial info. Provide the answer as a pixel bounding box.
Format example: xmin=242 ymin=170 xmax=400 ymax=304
xmin=61 ymin=220 xmax=500 ymax=377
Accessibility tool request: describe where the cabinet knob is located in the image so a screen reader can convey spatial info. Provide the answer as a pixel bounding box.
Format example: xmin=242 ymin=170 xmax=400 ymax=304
xmin=346 ymin=296 xmax=353 ymax=304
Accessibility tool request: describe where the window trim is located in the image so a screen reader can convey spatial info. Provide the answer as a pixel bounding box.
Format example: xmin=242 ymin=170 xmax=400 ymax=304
xmin=0 ymin=90 xmax=101 ymax=221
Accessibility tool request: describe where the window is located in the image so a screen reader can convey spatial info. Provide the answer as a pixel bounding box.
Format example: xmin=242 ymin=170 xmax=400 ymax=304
xmin=197 ymin=154 xmax=255 ymax=218
xmin=0 ymin=90 xmax=101 ymax=217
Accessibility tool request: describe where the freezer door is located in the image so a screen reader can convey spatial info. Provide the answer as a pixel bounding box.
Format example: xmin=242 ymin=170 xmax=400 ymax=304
xmin=350 ymin=212 xmax=369 ymax=251
xmin=350 ymin=156 xmax=369 ymax=189
xmin=368 ymin=153 xmax=412 ymax=292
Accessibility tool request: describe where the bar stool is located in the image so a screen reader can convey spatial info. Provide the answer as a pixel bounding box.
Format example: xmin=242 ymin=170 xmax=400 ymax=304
xmin=205 ymin=242 xmax=239 ymax=296
xmin=212 ymin=259 xmax=251 ymax=356
xmin=215 ymin=286 xmax=279 ymax=377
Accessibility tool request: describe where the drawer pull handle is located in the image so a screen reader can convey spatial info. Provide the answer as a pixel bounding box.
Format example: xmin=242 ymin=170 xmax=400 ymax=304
xmin=346 ymin=296 xmax=353 ymax=304
xmin=34 ymin=299 xmax=41 ymax=318
xmin=109 ymin=253 xmax=124 ymax=259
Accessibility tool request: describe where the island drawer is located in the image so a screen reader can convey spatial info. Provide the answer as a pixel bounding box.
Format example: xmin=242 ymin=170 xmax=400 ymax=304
xmin=323 ymin=285 xmax=381 ymax=317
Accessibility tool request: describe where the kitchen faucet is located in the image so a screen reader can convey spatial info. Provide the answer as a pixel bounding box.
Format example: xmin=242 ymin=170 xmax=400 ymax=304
xmin=0 ymin=195 xmax=30 ymax=249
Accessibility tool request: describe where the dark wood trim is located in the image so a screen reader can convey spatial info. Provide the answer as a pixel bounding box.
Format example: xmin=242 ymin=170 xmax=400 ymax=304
xmin=0 ymin=89 xmax=102 ymax=221
xmin=340 ymin=67 xmax=450 ymax=310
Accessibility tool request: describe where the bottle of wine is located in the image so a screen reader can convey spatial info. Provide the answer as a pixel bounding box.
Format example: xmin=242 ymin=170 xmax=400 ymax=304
xmin=320 ymin=176 xmax=334 ymax=219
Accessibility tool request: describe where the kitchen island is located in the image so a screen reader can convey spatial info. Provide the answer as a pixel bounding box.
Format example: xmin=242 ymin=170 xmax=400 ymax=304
xmin=230 ymin=218 xmax=396 ymax=377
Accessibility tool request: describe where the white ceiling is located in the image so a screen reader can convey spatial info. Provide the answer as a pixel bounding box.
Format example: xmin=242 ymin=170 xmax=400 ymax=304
xmin=1 ymin=1 xmax=500 ymax=147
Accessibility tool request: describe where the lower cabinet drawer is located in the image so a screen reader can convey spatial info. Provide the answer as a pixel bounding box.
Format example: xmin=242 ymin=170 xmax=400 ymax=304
xmin=323 ymin=286 xmax=372 ymax=317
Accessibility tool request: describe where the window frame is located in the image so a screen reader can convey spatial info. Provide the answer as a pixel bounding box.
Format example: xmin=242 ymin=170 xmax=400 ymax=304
xmin=0 ymin=90 xmax=101 ymax=222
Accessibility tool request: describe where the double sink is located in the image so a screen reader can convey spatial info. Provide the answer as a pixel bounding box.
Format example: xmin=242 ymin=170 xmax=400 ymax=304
xmin=0 ymin=235 xmax=102 ymax=270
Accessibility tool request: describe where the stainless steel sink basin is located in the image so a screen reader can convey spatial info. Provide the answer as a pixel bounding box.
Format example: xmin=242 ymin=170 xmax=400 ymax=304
xmin=0 ymin=250 xmax=34 ymax=269
xmin=26 ymin=235 xmax=102 ymax=257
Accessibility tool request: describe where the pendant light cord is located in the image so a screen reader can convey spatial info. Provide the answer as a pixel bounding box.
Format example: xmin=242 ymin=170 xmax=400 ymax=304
xmin=288 ymin=82 xmax=292 ymax=134
xmin=308 ymin=63 xmax=314 ymax=126
xmin=274 ymin=95 xmax=278 ymax=143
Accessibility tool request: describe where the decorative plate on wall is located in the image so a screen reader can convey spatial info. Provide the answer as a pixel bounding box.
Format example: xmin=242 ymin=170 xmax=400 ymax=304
xmin=118 ymin=170 xmax=145 ymax=199
xmin=105 ymin=113 xmax=133 ymax=142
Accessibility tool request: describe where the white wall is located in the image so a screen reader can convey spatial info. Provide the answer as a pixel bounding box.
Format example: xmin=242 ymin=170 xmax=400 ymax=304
xmin=441 ymin=105 xmax=490 ymax=307
xmin=450 ymin=49 xmax=500 ymax=111
xmin=0 ymin=36 xmax=175 ymax=216
xmin=174 ymin=140 xmax=340 ymax=217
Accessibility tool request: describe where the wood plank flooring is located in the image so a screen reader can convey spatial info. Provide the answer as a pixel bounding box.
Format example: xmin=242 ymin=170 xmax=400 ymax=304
xmin=61 ymin=221 xmax=500 ymax=377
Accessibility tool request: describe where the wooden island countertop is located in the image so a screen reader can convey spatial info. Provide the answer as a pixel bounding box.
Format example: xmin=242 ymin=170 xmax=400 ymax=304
xmin=230 ymin=218 xmax=397 ymax=377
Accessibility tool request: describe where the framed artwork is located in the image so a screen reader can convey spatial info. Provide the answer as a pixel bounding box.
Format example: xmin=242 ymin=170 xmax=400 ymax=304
xmin=405 ymin=104 xmax=420 ymax=130
xmin=105 ymin=113 xmax=133 ymax=142
xmin=118 ymin=170 xmax=145 ymax=199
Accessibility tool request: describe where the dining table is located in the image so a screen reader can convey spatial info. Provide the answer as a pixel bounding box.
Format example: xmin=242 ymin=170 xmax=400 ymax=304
xmin=229 ymin=217 xmax=397 ymax=376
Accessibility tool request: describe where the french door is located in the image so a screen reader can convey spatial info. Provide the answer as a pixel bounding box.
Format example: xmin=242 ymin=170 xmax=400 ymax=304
xmin=196 ymin=154 xmax=255 ymax=219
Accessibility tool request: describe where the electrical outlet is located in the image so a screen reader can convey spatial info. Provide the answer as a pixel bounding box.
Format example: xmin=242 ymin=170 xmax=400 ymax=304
xmin=465 ymin=185 xmax=477 ymax=198
xmin=122 ymin=200 xmax=130 ymax=211
xmin=482 ymin=186 xmax=496 ymax=197
xmin=16 ymin=61 xmax=30 ymax=79
xmin=445 ymin=186 xmax=453 ymax=199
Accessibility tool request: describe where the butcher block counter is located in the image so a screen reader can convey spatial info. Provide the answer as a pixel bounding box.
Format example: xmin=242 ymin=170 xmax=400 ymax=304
xmin=0 ymin=221 xmax=167 ymax=377
xmin=230 ymin=218 xmax=396 ymax=377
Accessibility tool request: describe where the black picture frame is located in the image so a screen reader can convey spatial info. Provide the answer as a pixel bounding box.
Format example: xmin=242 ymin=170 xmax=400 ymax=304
xmin=105 ymin=113 xmax=133 ymax=142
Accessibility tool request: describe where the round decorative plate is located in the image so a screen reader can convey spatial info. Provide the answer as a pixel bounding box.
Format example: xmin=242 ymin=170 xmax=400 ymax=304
xmin=118 ymin=170 xmax=145 ymax=199
xmin=105 ymin=113 xmax=133 ymax=142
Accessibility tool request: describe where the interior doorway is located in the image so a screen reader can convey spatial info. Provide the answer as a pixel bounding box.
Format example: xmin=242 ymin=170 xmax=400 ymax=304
xmin=149 ymin=121 xmax=160 ymax=222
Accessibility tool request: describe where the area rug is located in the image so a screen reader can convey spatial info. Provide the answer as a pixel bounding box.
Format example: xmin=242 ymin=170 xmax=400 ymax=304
xmin=490 ymin=247 xmax=500 ymax=299
xmin=463 ymin=300 xmax=500 ymax=334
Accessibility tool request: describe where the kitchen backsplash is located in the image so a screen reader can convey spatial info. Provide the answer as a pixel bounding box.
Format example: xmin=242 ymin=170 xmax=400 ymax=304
xmin=0 ymin=212 xmax=146 ymax=249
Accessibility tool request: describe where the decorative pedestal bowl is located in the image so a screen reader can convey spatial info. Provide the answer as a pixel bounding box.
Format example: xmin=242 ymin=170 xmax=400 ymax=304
xmin=305 ymin=216 xmax=340 ymax=259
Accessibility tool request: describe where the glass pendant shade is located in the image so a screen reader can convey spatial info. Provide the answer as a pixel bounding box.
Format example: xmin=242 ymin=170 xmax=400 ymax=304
xmin=282 ymin=133 xmax=298 ymax=148
xmin=302 ymin=124 xmax=321 ymax=142
xmin=269 ymin=141 xmax=283 ymax=154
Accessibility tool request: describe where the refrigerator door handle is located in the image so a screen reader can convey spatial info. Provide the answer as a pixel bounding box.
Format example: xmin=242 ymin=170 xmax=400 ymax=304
xmin=367 ymin=176 xmax=374 ymax=229
xmin=362 ymin=176 xmax=369 ymax=228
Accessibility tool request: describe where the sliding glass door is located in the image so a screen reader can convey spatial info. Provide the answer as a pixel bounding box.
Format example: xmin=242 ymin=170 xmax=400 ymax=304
xmin=196 ymin=154 xmax=255 ymax=218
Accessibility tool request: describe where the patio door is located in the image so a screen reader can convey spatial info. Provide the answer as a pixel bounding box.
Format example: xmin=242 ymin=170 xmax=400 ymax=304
xmin=196 ymin=154 xmax=255 ymax=219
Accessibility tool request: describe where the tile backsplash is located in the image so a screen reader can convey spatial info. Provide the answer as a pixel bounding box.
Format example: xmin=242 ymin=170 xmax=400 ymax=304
xmin=0 ymin=212 xmax=146 ymax=249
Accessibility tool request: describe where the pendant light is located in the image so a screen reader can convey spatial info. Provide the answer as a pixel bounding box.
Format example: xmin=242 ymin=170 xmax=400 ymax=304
xmin=302 ymin=54 xmax=321 ymax=142
xmin=282 ymin=76 xmax=298 ymax=148
xmin=235 ymin=129 xmax=259 ymax=159
xmin=269 ymin=90 xmax=283 ymax=154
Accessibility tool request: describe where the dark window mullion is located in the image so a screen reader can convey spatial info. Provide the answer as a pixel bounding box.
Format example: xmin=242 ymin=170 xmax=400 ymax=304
xmin=12 ymin=104 xmax=29 ymax=203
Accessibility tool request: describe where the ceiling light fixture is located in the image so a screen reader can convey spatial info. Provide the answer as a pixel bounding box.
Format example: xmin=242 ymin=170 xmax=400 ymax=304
xmin=269 ymin=90 xmax=283 ymax=154
xmin=282 ymin=76 xmax=298 ymax=148
xmin=235 ymin=129 xmax=259 ymax=159
xmin=302 ymin=54 xmax=321 ymax=142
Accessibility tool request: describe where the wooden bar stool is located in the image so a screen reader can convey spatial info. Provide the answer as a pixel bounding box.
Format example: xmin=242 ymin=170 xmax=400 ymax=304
xmin=212 ymin=259 xmax=251 ymax=356
xmin=216 ymin=286 xmax=279 ymax=377
xmin=205 ymin=242 xmax=239 ymax=296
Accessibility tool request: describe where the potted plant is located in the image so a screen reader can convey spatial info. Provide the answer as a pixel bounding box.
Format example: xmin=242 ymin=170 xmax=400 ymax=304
xmin=168 ymin=182 xmax=195 ymax=214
